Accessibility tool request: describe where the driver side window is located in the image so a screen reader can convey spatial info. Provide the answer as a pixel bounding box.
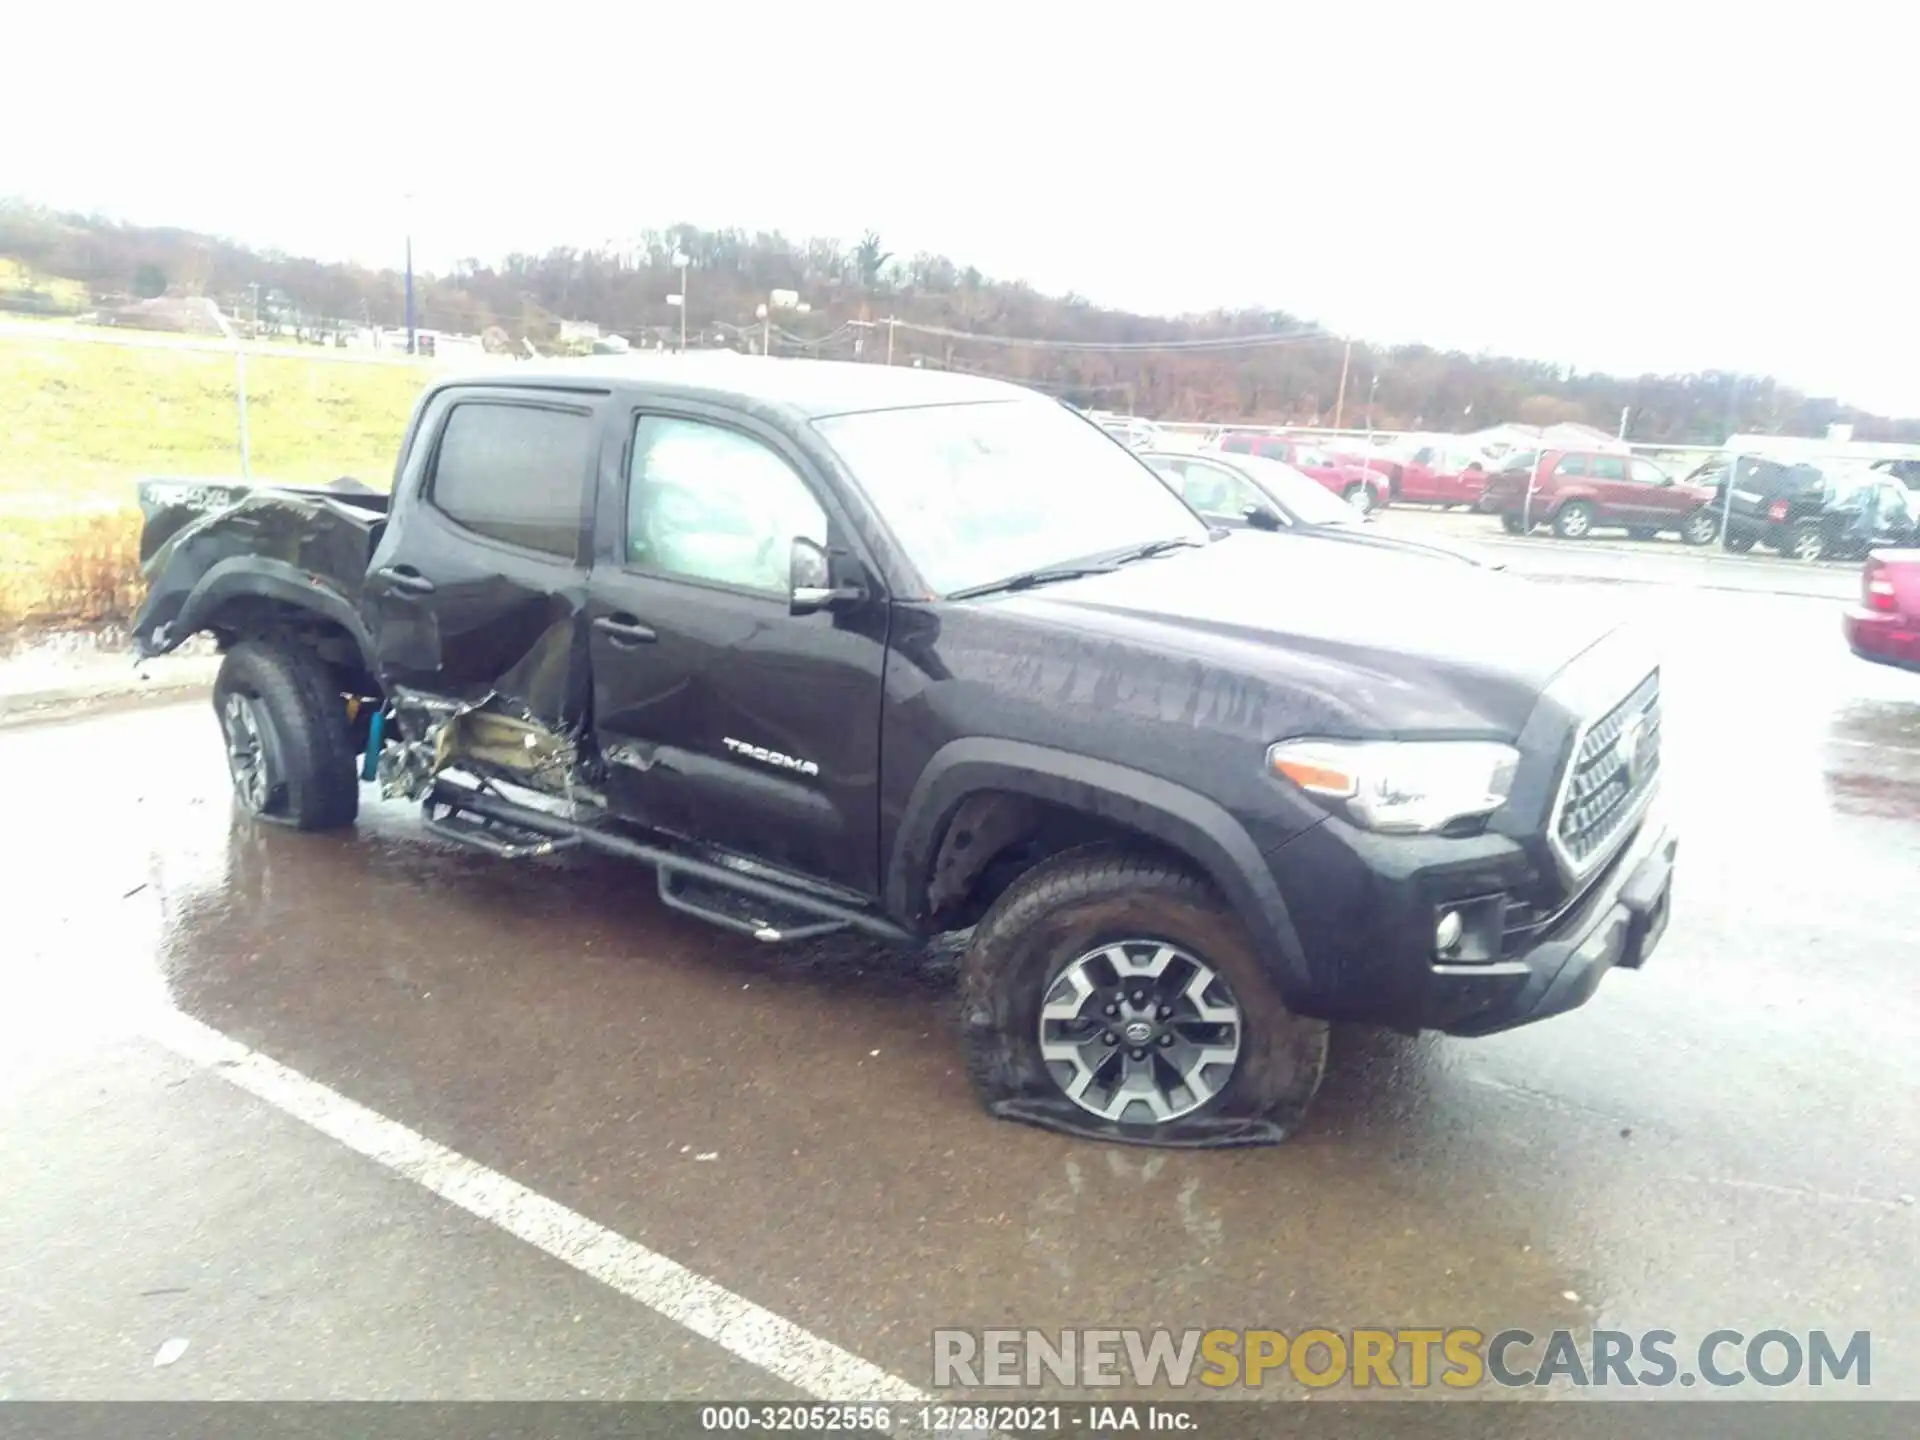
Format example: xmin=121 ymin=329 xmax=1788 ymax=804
xmin=626 ymin=416 xmax=827 ymax=593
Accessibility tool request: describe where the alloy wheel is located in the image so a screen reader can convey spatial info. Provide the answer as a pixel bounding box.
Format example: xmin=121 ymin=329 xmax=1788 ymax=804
xmin=1038 ymin=939 xmax=1244 ymax=1125
xmin=220 ymin=692 xmax=274 ymax=814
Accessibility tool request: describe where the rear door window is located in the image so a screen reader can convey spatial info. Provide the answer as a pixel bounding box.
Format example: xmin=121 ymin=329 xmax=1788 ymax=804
xmin=1589 ymin=456 xmax=1627 ymax=481
xmin=429 ymin=401 xmax=597 ymax=557
xmin=1555 ymin=454 xmax=1589 ymax=478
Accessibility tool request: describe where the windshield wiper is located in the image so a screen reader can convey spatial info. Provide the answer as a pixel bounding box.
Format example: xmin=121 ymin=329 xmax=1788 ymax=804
xmin=947 ymin=562 xmax=1119 ymax=601
xmin=1108 ymin=536 xmax=1210 ymax=564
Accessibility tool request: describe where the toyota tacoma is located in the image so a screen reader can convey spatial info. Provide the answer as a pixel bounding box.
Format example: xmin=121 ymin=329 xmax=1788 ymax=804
xmin=131 ymin=356 xmax=1677 ymax=1147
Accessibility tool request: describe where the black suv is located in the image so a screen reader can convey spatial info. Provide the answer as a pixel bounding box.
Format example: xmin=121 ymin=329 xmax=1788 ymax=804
xmin=1688 ymin=456 xmax=1917 ymax=561
xmin=131 ymin=357 xmax=1678 ymax=1147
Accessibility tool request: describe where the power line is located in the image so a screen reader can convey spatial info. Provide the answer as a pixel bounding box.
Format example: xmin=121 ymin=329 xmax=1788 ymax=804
xmin=884 ymin=318 xmax=1333 ymax=352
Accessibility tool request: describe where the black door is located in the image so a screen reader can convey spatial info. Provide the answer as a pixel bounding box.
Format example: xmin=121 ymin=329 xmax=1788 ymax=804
xmin=363 ymin=387 xmax=603 ymax=727
xmin=586 ymin=402 xmax=889 ymax=895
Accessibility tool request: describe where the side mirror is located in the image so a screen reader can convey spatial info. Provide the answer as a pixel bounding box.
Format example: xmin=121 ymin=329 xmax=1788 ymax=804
xmin=1244 ymin=506 xmax=1284 ymax=531
xmin=789 ymin=536 xmax=865 ymax=616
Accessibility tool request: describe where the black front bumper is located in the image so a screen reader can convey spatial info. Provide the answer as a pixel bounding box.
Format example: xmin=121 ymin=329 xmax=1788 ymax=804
xmin=1265 ymin=803 xmax=1676 ymax=1037
xmin=1437 ymin=813 xmax=1675 ymax=1036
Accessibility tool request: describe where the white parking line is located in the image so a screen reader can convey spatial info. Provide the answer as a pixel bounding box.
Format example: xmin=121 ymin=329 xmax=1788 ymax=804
xmin=144 ymin=1006 xmax=931 ymax=1407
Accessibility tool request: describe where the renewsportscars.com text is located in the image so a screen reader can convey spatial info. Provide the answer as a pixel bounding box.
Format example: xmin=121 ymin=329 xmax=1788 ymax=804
xmin=931 ymin=1327 xmax=1872 ymax=1391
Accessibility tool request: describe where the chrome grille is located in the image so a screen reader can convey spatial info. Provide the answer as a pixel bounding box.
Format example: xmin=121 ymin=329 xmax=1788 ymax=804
xmin=1554 ymin=669 xmax=1661 ymax=873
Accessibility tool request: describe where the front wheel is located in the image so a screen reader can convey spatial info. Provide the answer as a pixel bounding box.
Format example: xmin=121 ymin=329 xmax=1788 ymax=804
xmin=1343 ymin=483 xmax=1376 ymax=515
xmin=1680 ymin=508 xmax=1721 ymax=547
xmin=957 ymin=847 xmax=1328 ymax=1147
xmin=1553 ymin=501 xmax=1596 ymax=540
xmin=212 ymin=641 xmax=360 ymax=830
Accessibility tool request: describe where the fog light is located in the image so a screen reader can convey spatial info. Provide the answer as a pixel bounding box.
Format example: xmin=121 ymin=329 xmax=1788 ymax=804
xmin=1435 ymin=909 xmax=1464 ymax=955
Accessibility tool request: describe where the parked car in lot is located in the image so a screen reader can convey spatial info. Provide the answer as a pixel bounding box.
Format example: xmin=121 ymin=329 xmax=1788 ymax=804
xmin=1213 ymin=432 xmax=1393 ymax=513
xmin=1388 ymin=442 xmax=1493 ymax=508
xmin=1136 ymin=447 xmax=1487 ymax=565
xmin=1843 ymin=551 xmax=1920 ymax=672
xmin=1872 ymin=458 xmax=1920 ymax=494
xmin=1095 ymin=415 xmax=1165 ymax=451
xmin=131 ymin=357 xmax=1676 ymax=1148
xmin=1686 ymin=457 xmax=1919 ymax=562
xmin=1481 ymin=449 xmax=1721 ymax=545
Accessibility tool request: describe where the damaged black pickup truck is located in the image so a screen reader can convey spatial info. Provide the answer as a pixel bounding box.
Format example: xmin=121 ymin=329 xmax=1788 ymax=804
xmin=132 ymin=356 xmax=1677 ymax=1147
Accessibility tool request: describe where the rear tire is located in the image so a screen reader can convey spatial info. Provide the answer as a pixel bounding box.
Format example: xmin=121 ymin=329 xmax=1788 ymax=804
xmin=1553 ymin=501 xmax=1596 ymax=540
xmin=1343 ymin=483 xmax=1375 ymax=515
xmin=957 ymin=845 xmax=1328 ymax=1147
xmin=1500 ymin=514 xmax=1525 ymax=535
xmin=1783 ymin=521 xmax=1825 ymax=562
xmin=212 ymin=641 xmax=360 ymax=831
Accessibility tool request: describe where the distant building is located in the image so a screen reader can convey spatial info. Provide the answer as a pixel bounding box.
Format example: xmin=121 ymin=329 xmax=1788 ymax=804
xmin=349 ymin=326 xmax=488 ymax=359
xmin=96 ymin=294 xmax=235 ymax=338
xmin=1723 ymin=432 xmax=1920 ymax=465
xmin=1462 ymin=421 xmax=1629 ymax=456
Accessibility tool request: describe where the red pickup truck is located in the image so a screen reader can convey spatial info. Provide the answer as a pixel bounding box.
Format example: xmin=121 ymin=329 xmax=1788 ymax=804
xmin=1844 ymin=550 xmax=1920 ymax=672
xmin=1216 ymin=433 xmax=1392 ymax=513
xmin=1388 ymin=443 xmax=1491 ymax=508
xmin=1480 ymin=449 xmax=1721 ymax=545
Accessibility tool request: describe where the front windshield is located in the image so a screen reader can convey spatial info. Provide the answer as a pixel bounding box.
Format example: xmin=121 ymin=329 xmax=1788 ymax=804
xmin=814 ymin=399 xmax=1209 ymax=596
xmin=1228 ymin=454 xmax=1356 ymax=525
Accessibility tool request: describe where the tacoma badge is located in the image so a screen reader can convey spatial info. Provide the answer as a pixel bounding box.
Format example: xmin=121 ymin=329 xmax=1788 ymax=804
xmin=723 ymin=737 xmax=821 ymax=777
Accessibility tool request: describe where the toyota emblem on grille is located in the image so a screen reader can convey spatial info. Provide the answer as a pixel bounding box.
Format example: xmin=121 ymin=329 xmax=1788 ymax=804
xmin=1618 ymin=714 xmax=1646 ymax=786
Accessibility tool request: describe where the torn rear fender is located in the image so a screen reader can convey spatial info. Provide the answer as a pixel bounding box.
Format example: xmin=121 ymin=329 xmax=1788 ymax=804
xmin=130 ymin=477 xmax=388 ymax=659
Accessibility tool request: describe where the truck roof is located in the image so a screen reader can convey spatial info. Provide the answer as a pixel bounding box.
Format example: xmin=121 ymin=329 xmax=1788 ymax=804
xmin=434 ymin=353 xmax=1036 ymax=419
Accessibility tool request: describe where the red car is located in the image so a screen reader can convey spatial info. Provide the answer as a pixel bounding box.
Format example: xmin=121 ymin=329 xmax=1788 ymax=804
xmin=1844 ymin=550 xmax=1920 ymax=672
xmin=1479 ymin=449 xmax=1721 ymax=545
xmin=1387 ymin=442 xmax=1492 ymax=508
xmin=1215 ymin=433 xmax=1392 ymax=513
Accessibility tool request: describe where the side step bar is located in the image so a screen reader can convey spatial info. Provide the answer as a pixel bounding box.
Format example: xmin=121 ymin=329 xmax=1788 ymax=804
xmin=422 ymin=781 xmax=915 ymax=946
xmin=422 ymin=797 xmax=583 ymax=860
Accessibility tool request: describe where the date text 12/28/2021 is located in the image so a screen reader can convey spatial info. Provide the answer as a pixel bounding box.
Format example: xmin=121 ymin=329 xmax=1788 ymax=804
xmin=698 ymin=1403 xmax=1197 ymax=1434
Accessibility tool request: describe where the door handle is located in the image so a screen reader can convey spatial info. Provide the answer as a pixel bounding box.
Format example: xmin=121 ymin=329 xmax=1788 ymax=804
xmin=377 ymin=565 xmax=436 ymax=595
xmin=593 ymin=614 xmax=657 ymax=645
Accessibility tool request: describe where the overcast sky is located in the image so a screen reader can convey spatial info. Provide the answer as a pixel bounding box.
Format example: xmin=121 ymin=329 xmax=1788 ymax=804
xmin=7 ymin=2 xmax=1917 ymax=413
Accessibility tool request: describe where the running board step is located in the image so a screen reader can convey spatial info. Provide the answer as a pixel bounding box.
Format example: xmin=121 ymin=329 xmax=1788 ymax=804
xmin=657 ymin=868 xmax=850 ymax=943
xmin=422 ymin=796 xmax=583 ymax=860
xmin=419 ymin=780 xmax=914 ymax=947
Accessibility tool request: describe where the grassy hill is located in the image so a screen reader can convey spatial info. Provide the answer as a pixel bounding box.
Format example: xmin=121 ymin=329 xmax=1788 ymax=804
xmin=0 ymin=326 xmax=427 ymax=628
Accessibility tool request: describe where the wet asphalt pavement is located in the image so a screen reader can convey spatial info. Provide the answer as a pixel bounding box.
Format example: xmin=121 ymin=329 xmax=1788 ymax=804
xmin=3 ymin=576 xmax=1917 ymax=1404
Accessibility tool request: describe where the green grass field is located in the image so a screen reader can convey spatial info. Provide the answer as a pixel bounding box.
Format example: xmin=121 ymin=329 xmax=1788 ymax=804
xmin=1 ymin=327 xmax=432 ymax=628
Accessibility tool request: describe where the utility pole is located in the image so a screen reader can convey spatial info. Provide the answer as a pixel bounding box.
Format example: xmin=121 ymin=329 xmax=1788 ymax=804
xmin=404 ymin=233 xmax=416 ymax=355
xmin=1332 ymin=338 xmax=1352 ymax=430
xmin=886 ymin=315 xmax=897 ymax=365
xmin=668 ymin=251 xmax=690 ymax=350
xmin=402 ymin=189 xmax=417 ymax=355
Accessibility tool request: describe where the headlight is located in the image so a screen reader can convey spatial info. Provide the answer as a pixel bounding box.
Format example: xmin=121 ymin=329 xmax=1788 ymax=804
xmin=1266 ymin=738 xmax=1519 ymax=834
